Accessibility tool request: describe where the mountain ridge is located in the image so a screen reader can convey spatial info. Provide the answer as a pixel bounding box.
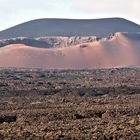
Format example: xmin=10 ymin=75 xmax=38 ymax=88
xmin=0 ymin=18 xmax=140 ymax=40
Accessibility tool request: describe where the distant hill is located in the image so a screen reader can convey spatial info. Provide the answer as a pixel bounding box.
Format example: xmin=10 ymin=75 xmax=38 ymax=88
xmin=0 ymin=18 xmax=140 ymax=40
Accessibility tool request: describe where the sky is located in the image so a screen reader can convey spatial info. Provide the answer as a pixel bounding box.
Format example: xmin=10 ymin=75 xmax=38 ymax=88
xmin=0 ymin=0 xmax=140 ymax=31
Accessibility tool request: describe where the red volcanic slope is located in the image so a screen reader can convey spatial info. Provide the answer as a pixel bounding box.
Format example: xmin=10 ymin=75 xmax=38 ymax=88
xmin=0 ymin=32 xmax=140 ymax=69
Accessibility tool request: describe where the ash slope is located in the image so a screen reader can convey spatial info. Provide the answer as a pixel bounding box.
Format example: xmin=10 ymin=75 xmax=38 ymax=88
xmin=0 ymin=32 xmax=140 ymax=69
xmin=0 ymin=18 xmax=140 ymax=40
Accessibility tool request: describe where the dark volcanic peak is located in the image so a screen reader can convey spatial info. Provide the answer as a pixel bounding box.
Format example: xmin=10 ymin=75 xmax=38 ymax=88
xmin=0 ymin=18 xmax=140 ymax=40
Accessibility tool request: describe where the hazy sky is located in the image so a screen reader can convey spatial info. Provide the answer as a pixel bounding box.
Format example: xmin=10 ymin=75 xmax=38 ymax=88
xmin=0 ymin=0 xmax=140 ymax=31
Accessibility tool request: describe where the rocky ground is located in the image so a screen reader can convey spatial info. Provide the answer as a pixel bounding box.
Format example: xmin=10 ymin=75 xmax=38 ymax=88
xmin=0 ymin=68 xmax=140 ymax=140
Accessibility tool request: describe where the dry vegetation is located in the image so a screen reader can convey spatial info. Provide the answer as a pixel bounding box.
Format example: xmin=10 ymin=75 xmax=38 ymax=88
xmin=0 ymin=68 xmax=140 ymax=140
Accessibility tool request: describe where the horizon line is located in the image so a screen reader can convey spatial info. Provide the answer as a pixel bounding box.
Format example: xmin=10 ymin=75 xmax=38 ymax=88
xmin=0 ymin=17 xmax=139 ymax=32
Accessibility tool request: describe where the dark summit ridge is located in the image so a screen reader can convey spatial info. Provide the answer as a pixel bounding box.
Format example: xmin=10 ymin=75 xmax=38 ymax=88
xmin=0 ymin=18 xmax=140 ymax=40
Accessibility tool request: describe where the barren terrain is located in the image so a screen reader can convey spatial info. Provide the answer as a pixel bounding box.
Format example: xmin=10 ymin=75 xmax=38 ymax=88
xmin=0 ymin=68 xmax=140 ymax=140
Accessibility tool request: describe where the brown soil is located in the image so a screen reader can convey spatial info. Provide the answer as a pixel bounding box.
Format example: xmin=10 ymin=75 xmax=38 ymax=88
xmin=0 ymin=68 xmax=140 ymax=140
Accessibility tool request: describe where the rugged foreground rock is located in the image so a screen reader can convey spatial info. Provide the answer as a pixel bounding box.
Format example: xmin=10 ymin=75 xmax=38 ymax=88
xmin=0 ymin=68 xmax=140 ymax=139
